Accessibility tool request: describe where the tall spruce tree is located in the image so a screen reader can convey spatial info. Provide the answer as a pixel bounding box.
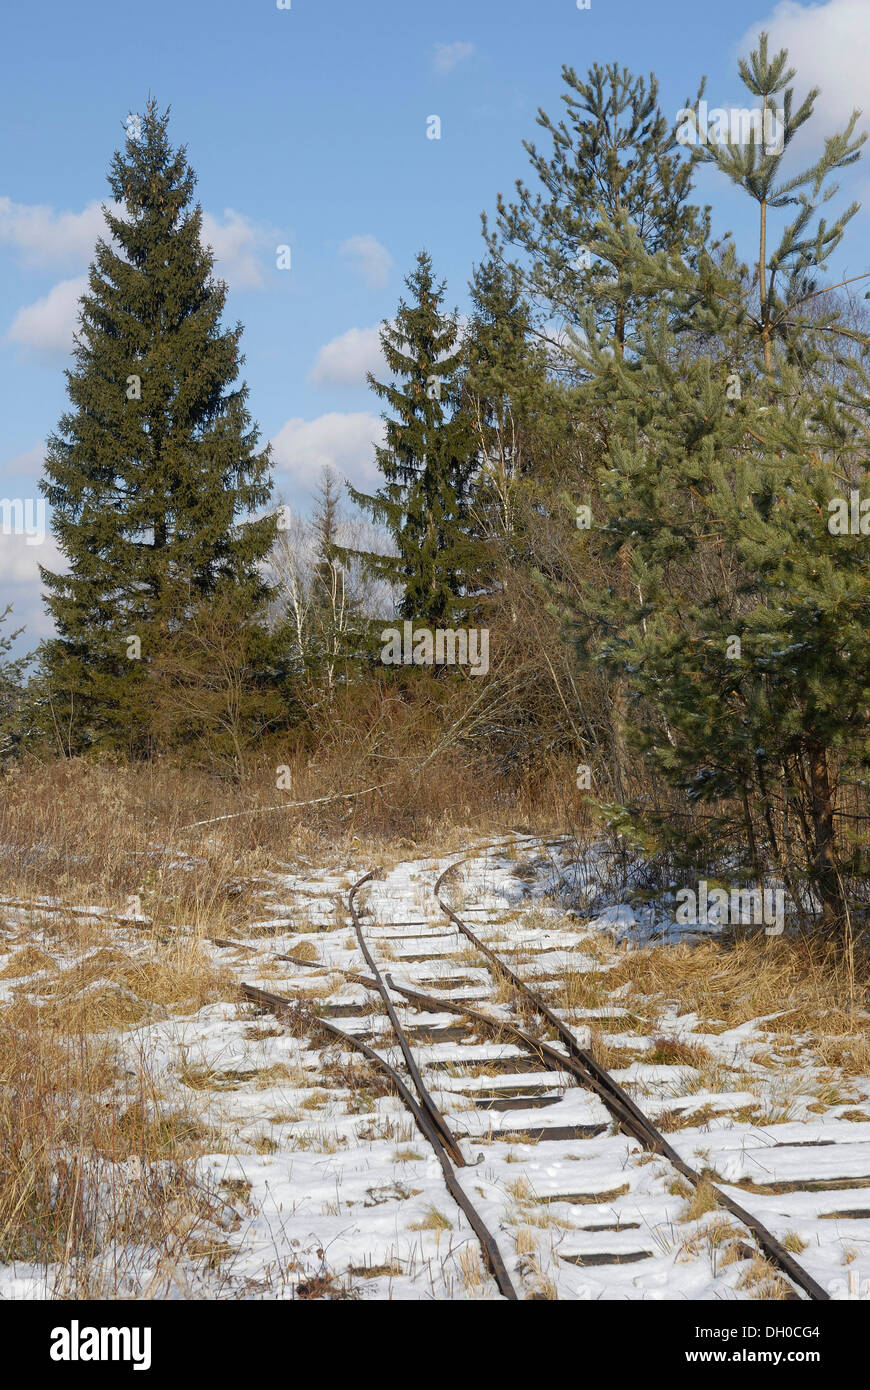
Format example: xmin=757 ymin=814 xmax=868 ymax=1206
xmin=571 ymin=37 xmax=869 ymax=928
xmin=342 ymin=251 xmax=474 ymax=626
xmin=458 ymin=249 xmax=563 ymax=616
xmin=462 ymin=252 xmax=548 ymax=530
xmin=39 ymin=101 xmax=274 ymax=754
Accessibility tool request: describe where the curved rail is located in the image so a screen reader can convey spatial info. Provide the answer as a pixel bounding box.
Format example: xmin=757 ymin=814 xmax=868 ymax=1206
xmin=242 ymin=870 xmax=522 ymax=1303
xmin=348 ymin=873 xmax=464 ymax=1166
xmin=434 ymin=856 xmax=830 ymax=1303
xmin=243 ymin=845 xmax=830 ymax=1303
xmin=239 ymin=980 xmax=518 ymax=1300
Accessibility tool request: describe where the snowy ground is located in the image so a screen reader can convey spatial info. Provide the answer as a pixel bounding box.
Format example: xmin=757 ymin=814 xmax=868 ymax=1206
xmin=2 ymin=835 xmax=869 ymax=1300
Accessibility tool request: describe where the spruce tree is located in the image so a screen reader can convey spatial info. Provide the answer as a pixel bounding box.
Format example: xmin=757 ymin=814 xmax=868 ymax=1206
xmin=458 ymin=247 xmax=576 ymax=641
xmin=148 ymin=579 xmax=286 ymax=779
xmin=38 ymin=100 xmax=274 ymax=754
xmin=342 ymin=251 xmax=474 ymax=626
xmin=462 ymin=251 xmax=549 ymax=539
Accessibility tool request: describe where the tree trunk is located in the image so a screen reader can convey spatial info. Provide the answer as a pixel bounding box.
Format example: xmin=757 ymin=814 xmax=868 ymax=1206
xmin=807 ymin=739 xmax=842 ymax=928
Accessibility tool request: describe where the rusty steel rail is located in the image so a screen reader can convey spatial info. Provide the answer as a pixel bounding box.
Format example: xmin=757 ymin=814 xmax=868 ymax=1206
xmin=272 ymin=954 xmax=827 ymax=1302
xmin=434 ymin=857 xmax=830 ymax=1303
xmin=239 ymin=979 xmax=518 ymax=1301
xmin=347 ymin=873 xmax=465 ymax=1166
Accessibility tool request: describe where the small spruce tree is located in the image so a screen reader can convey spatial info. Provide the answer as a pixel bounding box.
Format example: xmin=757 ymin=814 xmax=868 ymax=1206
xmin=342 ymin=251 xmax=475 ymax=626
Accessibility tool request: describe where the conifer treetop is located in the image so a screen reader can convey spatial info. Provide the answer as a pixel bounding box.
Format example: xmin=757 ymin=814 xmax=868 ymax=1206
xmin=37 ymin=98 xmax=274 ymax=753
xmin=683 ymin=33 xmax=867 ymax=374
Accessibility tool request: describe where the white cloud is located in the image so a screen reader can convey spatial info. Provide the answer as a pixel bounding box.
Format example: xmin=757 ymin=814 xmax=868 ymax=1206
xmin=0 ymin=529 xmax=61 ymax=586
xmin=309 ymin=325 xmax=386 ymax=386
xmin=2 ymin=444 xmax=44 ymax=480
xmin=6 ymin=275 xmax=87 ymax=357
xmin=433 ymin=41 xmax=474 ymax=76
xmin=339 ymin=235 xmax=393 ymax=290
xmin=0 ymin=197 xmax=111 ymax=269
xmin=270 ymin=412 xmax=385 ymax=490
xmin=0 ymin=560 xmax=58 ymax=649
xmin=0 ymin=195 xmax=267 ymax=291
xmin=201 ymin=208 xmax=266 ymax=290
xmin=4 ymin=205 xmax=269 ymax=359
xmin=738 ymin=1 xmax=870 ymax=135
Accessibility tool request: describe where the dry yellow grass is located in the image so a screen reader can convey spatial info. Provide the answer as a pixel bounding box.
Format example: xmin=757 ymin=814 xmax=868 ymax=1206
xmin=0 ymin=774 xmax=250 ymax=1297
xmin=680 ymin=1179 xmax=720 ymax=1223
xmin=647 ymin=1036 xmax=714 ymax=1068
xmin=605 ymin=935 xmax=869 ymax=1038
xmin=706 ymin=1218 xmax=744 ymax=1250
xmin=6 ymin=935 xmax=231 ymax=1035
xmin=588 ymin=1029 xmax=647 ymax=1071
xmin=0 ymin=754 xmax=567 ymax=926
xmin=811 ymin=1034 xmax=870 ymax=1076
xmin=458 ymin=1245 xmax=486 ymax=1294
xmin=299 ymin=1090 xmax=329 ymax=1110
xmin=409 ymin=1206 xmax=453 ymax=1232
xmin=515 ymin=1226 xmax=537 ymax=1257
xmin=782 ymin=1230 xmax=808 ymax=1253
xmin=736 ymin=1257 xmax=791 ymax=1299
xmin=0 ymin=945 xmax=59 ymax=978
xmin=0 ymin=1007 xmax=234 ymax=1295
xmin=654 ymin=1103 xmax=723 ymax=1133
xmin=290 ymin=940 xmax=320 ymax=963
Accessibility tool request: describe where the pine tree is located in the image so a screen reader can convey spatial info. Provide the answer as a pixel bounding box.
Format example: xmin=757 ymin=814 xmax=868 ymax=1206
xmin=681 ymin=32 xmax=865 ymax=380
xmin=494 ymin=62 xmax=709 ymax=357
xmin=571 ymin=36 xmax=870 ymax=927
xmin=38 ymin=100 xmax=275 ymax=755
xmin=491 ymin=64 xmax=714 ymax=797
xmin=342 ymin=251 xmax=475 ymax=626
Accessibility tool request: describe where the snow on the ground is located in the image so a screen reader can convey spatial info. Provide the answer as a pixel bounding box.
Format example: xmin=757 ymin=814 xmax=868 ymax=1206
xmin=1 ymin=834 xmax=868 ymax=1300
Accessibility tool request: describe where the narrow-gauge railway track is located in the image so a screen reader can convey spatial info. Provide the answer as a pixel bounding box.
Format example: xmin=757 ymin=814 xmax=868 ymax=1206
xmin=244 ymin=866 xmax=521 ymax=1299
xmin=433 ymin=858 xmax=828 ymax=1301
xmin=240 ymin=979 xmax=519 ymax=1300
xmin=241 ymin=847 xmax=831 ymax=1302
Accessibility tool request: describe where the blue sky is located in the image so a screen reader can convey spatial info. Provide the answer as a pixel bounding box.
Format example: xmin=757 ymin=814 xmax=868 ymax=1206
xmin=1 ymin=0 xmax=868 ymax=651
